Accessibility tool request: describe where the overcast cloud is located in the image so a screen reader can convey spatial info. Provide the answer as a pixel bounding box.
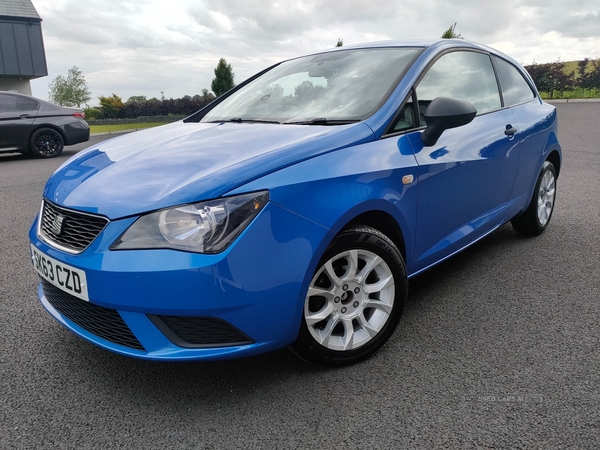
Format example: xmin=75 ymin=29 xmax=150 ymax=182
xmin=30 ymin=0 xmax=600 ymax=105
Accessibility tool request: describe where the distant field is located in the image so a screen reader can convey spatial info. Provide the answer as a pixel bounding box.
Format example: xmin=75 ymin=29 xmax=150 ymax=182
xmin=89 ymin=122 xmax=168 ymax=134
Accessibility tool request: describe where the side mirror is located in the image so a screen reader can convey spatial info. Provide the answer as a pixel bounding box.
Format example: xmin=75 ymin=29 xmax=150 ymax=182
xmin=421 ymin=97 xmax=477 ymax=146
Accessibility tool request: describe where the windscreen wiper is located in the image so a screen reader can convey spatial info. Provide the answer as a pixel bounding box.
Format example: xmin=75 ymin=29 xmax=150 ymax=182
xmin=210 ymin=117 xmax=281 ymax=124
xmin=283 ymin=118 xmax=361 ymax=125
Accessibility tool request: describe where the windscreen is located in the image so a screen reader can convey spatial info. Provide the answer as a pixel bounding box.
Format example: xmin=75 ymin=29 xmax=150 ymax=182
xmin=201 ymin=48 xmax=420 ymax=124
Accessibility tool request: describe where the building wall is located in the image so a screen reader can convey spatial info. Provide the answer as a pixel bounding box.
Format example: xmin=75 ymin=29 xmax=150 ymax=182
xmin=0 ymin=77 xmax=32 ymax=94
xmin=0 ymin=19 xmax=48 ymax=78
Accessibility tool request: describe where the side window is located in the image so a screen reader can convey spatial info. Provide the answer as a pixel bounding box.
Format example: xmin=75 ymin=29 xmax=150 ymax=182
xmin=392 ymin=94 xmax=416 ymax=132
xmin=416 ymin=51 xmax=501 ymax=118
xmin=18 ymin=97 xmax=39 ymax=112
xmin=0 ymin=94 xmax=19 ymax=113
xmin=493 ymin=56 xmax=535 ymax=107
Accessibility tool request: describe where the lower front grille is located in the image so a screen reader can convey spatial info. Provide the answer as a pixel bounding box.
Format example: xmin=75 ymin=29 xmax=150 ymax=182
xmin=41 ymin=280 xmax=145 ymax=351
xmin=148 ymin=315 xmax=254 ymax=348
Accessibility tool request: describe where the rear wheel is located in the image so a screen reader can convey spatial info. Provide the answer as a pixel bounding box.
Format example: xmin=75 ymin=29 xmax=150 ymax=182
xmin=292 ymin=226 xmax=408 ymax=366
xmin=511 ymin=161 xmax=557 ymax=236
xmin=29 ymin=127 xmax=64 ymax=158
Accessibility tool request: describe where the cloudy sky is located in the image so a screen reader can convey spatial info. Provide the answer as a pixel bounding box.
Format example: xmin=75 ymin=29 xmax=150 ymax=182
xmin=30 ymin=0 xmax=600 ymax=105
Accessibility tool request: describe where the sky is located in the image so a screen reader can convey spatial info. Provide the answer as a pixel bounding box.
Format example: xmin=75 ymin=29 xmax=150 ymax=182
xmin=29 ymin=0 xmax=600 ymax=105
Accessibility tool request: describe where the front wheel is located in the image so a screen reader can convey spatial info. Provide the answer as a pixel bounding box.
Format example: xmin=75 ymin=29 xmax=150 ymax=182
xmin=292 ymin=226 xmax=408 ymax=366
xmin=29 ymin=127 xmax=64 ymax=158
xmin=511 ymin=161 xmax=557 ymax=236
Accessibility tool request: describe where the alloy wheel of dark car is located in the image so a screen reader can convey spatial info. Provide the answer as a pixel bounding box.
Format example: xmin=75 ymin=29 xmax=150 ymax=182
xmin=511 ymin=161 xmax=557 ymax=236
xmin=293 ymin=226 xmax=408 ymax=366
xmin=30 ymin=127 xmax=64 ymax=158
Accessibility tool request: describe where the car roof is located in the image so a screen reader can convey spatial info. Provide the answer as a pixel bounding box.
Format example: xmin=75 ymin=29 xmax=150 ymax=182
xmin=308 ymin=38 xmax=525 ymax=72
xmin=0 ymin=90 xmax=82 ymax=112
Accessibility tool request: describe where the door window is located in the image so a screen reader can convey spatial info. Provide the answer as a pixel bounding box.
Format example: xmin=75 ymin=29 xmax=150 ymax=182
xmin=416 ymin=51 xmax=501 ymax=118
xmin=0 ymin=94 xmax=19 ymax=113
xmin=18 ymin=97 xmax=39 ymax=112
xmin=493 ymin=56 xmax=535 ymax=107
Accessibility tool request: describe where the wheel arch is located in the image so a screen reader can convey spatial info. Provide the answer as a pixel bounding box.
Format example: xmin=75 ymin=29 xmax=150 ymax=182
xmin=344 ymin=210 xmax=407 ymax=263
xmin=292 ymin=203 xmax=413 ymax=327
xmin=546 ymin=149 xmax=561 ymax=178
xmin=30 ymin=124 xmax=67 ymax=143
xmin=543 ymin=129 xmax=561 ymax=178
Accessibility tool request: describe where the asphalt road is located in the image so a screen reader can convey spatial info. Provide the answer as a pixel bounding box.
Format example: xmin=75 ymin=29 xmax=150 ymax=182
xmin=1 ymin=105 xmax=599 ymax=449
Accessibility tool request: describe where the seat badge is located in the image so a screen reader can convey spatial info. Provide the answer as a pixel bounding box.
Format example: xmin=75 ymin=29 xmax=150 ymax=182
xmin=51 ymin=215 xmax=65 ymax=236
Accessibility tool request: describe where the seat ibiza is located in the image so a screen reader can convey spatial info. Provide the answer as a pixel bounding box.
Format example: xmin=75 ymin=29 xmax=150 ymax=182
xmin=30 ymin=39 xmax=561 ymax=365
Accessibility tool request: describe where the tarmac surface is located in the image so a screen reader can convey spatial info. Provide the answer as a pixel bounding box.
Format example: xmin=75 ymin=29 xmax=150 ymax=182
xmin=1 ymin=103 xmax=598 ymax=448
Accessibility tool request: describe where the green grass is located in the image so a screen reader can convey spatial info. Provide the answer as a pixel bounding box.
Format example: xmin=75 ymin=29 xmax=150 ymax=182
xmin=89 ymin=122 xmax=168 ymax=134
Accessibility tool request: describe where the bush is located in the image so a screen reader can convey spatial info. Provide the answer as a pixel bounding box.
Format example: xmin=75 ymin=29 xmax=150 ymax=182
xmin=84 ymin=107 xmax=103 ymax=120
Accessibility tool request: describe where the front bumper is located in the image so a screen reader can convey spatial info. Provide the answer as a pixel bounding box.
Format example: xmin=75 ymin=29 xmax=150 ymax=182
xmin=29 ymin=202 xmax=331 ymax=361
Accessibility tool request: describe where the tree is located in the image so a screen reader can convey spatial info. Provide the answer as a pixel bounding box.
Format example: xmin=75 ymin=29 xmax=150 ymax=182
xmin=98 ymin=93 xmax=124 ymax=118
xmin=548 ymin=60 xmax=575 ymax=96
xmin=201 ymin=88 xmax=215 ymax=102
xmin=585 ymin=58 xmax=600 ymax=95
xmin=336 ymin=38 xmax=344 ymax=47
xmin=211 ymin=58 xmax=235 ymax=97
xmin=83 ymin=107 xmax=103 ymax=120
xmin=576 ymin=58 xmax=600 ymax=96
xmin=48 ymin=66 xmax=92 ymax=107
xmin=127 ymin=95 xmax=147 ymax=103
xmin=441 ymin=23 xmax=463 ymax=39
xmin=524 ymin=60 xmax=575 ymax=99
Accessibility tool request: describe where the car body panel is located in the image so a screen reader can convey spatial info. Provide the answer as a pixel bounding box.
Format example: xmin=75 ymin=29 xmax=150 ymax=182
xmin=29 ymin=39 xmax=561 ymax=361
xmin=408 ymin=108 xmax=521 ymax=271
xmin=45 ymin=120 xmax=375 ymax=218
xmin=0 ymin=94 xmax=38 ymax=150
xmin=230 ymin=133 xmax=420 ymax=272
xmin=31 ymin=201 xmax=333 ymax=358
xmin=505 ymin=99 xmax=560 ymax=217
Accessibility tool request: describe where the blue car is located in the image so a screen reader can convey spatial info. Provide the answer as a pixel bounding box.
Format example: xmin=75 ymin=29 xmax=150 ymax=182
xmin=29 ymin=39 xmax=561 ymax=366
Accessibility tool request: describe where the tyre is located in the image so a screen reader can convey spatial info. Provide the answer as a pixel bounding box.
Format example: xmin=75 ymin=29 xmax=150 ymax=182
xmin=292 ymin=225 xmax=408 ymax=366
xmin=29 ymin=127 xmax=64 ymax=158
xmin=511 ymin=161 xmax=557 ymax=236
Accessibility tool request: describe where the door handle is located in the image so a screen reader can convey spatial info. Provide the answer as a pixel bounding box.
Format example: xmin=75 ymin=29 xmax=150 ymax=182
xmin=20 ymin=114 xmax=31 ymax=119
xmin=504 ymin=125 xmax=517 ymax=136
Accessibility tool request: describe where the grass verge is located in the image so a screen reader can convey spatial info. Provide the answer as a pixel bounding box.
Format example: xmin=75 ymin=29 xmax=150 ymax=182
xmin=89 ymin=122 xmax=168 ymax=134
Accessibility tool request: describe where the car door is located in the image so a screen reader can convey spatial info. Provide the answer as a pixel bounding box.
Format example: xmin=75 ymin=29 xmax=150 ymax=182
xmin=0 ymin=93 xmax=38 ymax=151
xmin=405 ymin=50 xmax=521 ymax=272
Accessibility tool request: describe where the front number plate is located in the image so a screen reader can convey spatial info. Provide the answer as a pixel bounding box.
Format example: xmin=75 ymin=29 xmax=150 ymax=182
xmin=31 ymin=245 xmax=89 ymax=301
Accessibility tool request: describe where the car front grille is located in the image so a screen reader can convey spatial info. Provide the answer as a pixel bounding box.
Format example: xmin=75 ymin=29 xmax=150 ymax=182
xmin=39 ymin=200 xmax=109 ymax=253
xmin=41 ymin=280 xmax=145 ymax=351
xmin=148 ymin=315 xmax=254 ymax=348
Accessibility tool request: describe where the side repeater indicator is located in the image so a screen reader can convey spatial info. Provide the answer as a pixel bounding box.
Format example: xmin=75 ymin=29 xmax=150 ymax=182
xmin=402 ymin=175 xmax=414 ymax=185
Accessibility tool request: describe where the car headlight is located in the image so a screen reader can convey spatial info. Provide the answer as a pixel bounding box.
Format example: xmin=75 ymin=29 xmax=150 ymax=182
xmin=111 ymin=191 xmax=269 ymax=253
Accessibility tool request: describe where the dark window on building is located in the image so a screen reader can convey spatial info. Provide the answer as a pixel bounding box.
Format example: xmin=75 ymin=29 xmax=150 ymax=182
xmin=493 ymin=56 xmax=535 ymax=107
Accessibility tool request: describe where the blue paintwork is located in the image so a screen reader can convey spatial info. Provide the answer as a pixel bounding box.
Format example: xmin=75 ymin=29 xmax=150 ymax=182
xmin=29 ymin=39 xmax=561 ymax=361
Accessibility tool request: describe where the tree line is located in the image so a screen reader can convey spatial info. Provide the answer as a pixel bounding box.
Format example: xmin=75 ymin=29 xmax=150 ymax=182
xmin=85 ymin=90 xmax=216 ymax=120
xmin=524 ymin=58 xmax=600 ymax=99
xmin=49 ymin=58 xmax=235 ymax=119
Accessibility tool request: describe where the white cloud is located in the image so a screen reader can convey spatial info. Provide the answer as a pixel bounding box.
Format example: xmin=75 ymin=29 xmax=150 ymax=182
xmin=29 ymin=0 xmax=600 ymax=104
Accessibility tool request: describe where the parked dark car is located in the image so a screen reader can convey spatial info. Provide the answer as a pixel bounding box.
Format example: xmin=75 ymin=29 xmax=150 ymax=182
xmin=0 ymin=91 xmax=89 ymax=158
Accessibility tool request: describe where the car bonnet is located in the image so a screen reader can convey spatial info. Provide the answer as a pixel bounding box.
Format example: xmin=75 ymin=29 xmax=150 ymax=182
xmin=43 ymin=120 xmax=375 ymax=218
